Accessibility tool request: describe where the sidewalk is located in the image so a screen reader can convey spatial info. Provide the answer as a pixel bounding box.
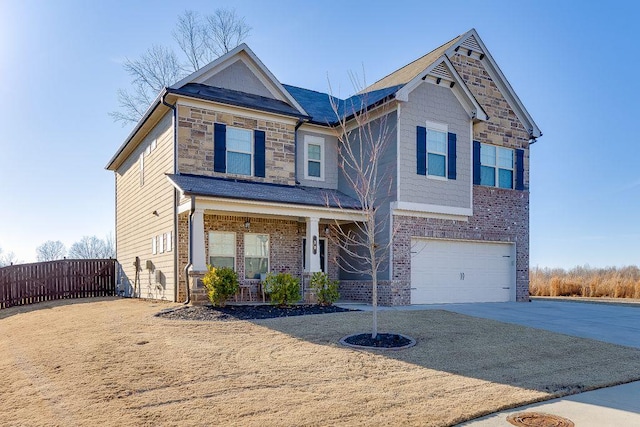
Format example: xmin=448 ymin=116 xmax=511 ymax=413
xmin=459 ymin=381 xmax=640 ymax=426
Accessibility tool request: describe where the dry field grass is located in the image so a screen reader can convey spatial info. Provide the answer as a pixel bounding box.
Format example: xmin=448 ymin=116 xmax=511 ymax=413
xmin=530 ymin=265 xmax=640 ymax=298
xmin=3 ymin=298 xmax=640 ymax=426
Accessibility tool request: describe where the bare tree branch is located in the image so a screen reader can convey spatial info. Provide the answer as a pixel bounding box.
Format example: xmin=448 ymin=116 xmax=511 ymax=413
xmin=326 ymin=72 xmax=397 ymax=337
xmin=0 ymin=247 xmax=21 ymax=267
xmin=36 ymin=240 xmax=67 ymax=262
xmin=205 ymin=8 xmax=251 ymax=57
xmin=68 ymin=236 xmax=114 ymax=259
xmin=112 ymin=8 xmax=251 ymax=125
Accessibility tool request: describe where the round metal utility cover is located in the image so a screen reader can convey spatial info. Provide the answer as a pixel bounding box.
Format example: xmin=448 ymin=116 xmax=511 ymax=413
xmin=506 ymin=412 xmax=575 ymax=427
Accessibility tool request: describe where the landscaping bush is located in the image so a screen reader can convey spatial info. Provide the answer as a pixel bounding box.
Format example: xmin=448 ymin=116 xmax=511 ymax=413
xmin=202 ymin=265 xmax=239 ymax=307
xmin=263 ymin=272 xmax=300 ymax=307
xmin=309 ymin=272 xmax=340 ymax=306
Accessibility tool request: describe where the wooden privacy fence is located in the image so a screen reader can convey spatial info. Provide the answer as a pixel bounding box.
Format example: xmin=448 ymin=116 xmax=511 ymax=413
xmin=0 ymin=259 xmax=117 ymax=309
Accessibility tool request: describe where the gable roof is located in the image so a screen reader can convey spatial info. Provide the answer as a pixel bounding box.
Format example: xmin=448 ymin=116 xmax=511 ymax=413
xmin=167 ymin=174 xmax=362 ymax=210
xmin=445 ymin=29 xmax=542 ymax=138
xmin=169 ymin=83 xmax=308 ymax=119
xmin=362 ymin=35 xmax=462 ymax=93
xmin=170 ymin=43 xmax=308 ymax=116
xmin=361 ymin=29 xmax=540 ymax=138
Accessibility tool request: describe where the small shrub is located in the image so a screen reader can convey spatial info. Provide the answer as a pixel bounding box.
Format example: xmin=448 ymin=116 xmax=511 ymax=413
xmin=309 ymin=272 xmax=339 ymax=306
xmin=263 ymin=272 xmax=300 ymax=307
xmin=201 ymin=265 xmax=239 ymax=307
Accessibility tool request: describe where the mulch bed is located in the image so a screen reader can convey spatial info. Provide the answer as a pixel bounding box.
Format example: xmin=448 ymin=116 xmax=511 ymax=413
xmin=156 ymin=304 xmax=357 ymax=321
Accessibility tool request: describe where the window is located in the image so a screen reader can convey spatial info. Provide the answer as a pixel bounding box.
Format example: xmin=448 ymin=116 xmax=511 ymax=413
xmin=226 ymin=127 xmax=252 ymax=176
xmin=480 ymin=144 xmax=514 ymax=189
xmin=158 ymin=234 xmax=164 ymax=254
xmin=427 ymin=127 xmax=447 ymax=177
xmin=244 ymin=233 xmax=269 ymax=279
xmin=304 ymin=135 xmax=324 ymax=180
xmin=208 ymin=232 xmax=236 ymax=269
xmin=151 ymin=236 xmax=156 ymax=255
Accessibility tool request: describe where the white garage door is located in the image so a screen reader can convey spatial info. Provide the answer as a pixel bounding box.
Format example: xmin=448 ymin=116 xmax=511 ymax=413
xmin=410 ymin=239 xmax=515 ymax=304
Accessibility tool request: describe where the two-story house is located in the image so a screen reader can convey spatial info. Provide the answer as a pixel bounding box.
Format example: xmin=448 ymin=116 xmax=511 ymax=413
xmin=106 ymin=29 xmax=541 ymax=305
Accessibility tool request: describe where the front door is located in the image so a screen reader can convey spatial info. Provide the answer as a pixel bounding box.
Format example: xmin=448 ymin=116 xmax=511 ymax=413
xmin=302 ymin=238 xmax=326 ymax=273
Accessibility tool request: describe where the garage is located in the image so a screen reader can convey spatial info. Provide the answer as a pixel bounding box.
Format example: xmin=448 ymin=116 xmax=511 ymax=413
xmin=410 ymin=238 xmax=515 ymax=304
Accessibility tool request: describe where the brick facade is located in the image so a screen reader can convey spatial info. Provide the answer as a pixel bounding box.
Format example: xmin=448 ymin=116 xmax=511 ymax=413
xmin=176 ymin=213 xmax=337 ymax=303
xmin=339 ymin=52 xmax=532 ymax=306
xmin=176 ymin=104 xmax=296 ymax=185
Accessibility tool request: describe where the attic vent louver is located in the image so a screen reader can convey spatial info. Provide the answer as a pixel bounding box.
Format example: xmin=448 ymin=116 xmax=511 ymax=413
xmin=461 ymin=35 xmax=483 ymax=54
xmin=430 ymin=62 xmax=453 ymax=81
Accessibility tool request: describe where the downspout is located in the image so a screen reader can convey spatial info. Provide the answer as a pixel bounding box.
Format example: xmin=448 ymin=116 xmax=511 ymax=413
xmin=294 ymin=119 xmax=305 ymax=185
xmin=183 ymin=196 xmax=196 ymax=305
xmin=161 ymin=91 xmax=180 ymax=303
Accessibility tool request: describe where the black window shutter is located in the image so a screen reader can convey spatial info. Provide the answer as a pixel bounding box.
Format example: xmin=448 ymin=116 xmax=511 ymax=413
xmin=515 ymin=148 xmax=525 ymax=190
xmin=254 ymin=130 xmax=266 ymax=178
xmin=214 ymin=123 xmax=226 ymax=173
xmin=447 ymin=132 xmax=457 ymax=180
xmin=416 ymin=126 xmax=427 ymax=175
xmin=473 ymin=140 xmax=481 ymax=185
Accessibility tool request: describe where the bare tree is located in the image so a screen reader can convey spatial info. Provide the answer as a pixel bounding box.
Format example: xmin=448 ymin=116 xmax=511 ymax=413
xmin=204 ymin=8 xmax=251 ymax=57
xmin=68 ymin=236 xmax=113 ymax=259
xmin=327 ymin=75 xmax=397 ymax=338
xmin=112 ymin=8 xmax=251 ymax=125
xmin=36 ymin=240 xmax=66 ymax=262
xmin=0 ymin=247 xmax=21 ymax=267
xmin=110 ymin=45 xmax=182 ymax=124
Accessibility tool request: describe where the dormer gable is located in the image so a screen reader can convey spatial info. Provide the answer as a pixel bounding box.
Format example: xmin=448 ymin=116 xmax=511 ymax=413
xmin=445 ymin=29 xmax=541 ymax=138
xmin=170 ymin=43 xmax=308 ymax=116
xmin=395 ymin=55 xmax=489 ymax=122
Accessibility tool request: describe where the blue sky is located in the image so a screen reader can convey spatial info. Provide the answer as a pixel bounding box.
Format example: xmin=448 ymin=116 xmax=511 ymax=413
xmin=0 ymin=0 xmax=638 ymax=268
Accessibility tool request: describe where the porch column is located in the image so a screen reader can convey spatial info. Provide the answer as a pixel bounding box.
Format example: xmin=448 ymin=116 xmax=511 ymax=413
xmin=305 ymin=217 xmax=321 ymax=273
xmin=191 ymin=207 xmax=207 ymax=272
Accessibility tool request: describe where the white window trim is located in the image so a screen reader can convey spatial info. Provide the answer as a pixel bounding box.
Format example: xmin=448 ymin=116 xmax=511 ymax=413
xmin=303 ymin=135 xmax=325 ymax=181
xmin=480 ymin=143 xmax=514 ymax=189
xmin=165 ymin=231 xmax=172 ymax=252
xmin=151 ymin=236 xmax=156 ymax=255
xmin=208 ymin=231 xmax=236 ymax=270
xmin=226 ymin=127 xmax=253 ymax=176
xmin=244 ymin=233 xmax=270 ymax=279
xmin=425 ymin=120 xmax=448 ymax=179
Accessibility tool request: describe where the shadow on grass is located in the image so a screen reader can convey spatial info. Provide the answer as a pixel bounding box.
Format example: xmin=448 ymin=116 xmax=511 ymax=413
xmin=252 ymin=309 xmax=640 ymax=398
xmin=0 ymin=296 xmax=123 ymax=320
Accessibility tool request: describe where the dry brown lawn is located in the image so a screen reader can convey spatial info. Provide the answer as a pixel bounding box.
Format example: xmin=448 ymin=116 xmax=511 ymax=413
xmin=2 ymin=298 xmax=640 ymax=426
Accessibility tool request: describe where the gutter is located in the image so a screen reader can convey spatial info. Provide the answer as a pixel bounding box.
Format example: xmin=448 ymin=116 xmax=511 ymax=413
xmin=161 ymin=92 xmax=180 ymax=303
xmin=293 ymin=118 xmax=306 ymax=185
xmin=183 ymin=196 xmax=196 ymax=305
xmin=105 ymin=88 xmax=169 ymax=170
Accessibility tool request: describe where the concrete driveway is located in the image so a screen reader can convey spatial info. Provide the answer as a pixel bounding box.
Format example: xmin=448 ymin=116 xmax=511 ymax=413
xmin=341 ymin=299 xmax=640 ymax=348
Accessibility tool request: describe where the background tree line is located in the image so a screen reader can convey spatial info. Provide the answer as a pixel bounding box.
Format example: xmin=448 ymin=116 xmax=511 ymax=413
xmin=0 ymin=234 xmax=115 ymax=267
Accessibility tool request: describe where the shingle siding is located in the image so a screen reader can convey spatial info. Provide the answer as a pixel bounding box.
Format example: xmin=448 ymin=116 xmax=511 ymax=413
xmin=398 ymin=83 xmax=471 ymax=209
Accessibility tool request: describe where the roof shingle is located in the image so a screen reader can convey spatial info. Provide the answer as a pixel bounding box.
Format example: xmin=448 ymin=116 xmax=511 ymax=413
xmin=167 ymin=174 xmax=362 ymax=210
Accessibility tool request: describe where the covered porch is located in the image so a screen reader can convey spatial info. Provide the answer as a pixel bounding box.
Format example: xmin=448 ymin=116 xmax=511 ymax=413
xmin=168 ymin=174 xmax=363 ymax=304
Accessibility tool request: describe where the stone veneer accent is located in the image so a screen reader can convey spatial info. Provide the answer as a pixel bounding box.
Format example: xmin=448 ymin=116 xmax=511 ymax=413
xmin=176 ymin=104 xmax=296 ymax=185
xmin=449 ymin=54 xmax=531 ymax=188
xmin=176 ymin=213 xmax=338 ymax=303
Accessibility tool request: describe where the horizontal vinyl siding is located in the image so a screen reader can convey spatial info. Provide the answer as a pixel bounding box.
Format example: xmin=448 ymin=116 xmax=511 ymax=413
xmin=116 ymin=112 xmax=175 ymax=301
